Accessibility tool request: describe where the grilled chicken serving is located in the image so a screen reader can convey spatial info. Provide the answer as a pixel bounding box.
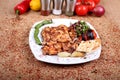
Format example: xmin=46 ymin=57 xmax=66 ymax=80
xmin=41 ymin=25 xmax=80 ymax=55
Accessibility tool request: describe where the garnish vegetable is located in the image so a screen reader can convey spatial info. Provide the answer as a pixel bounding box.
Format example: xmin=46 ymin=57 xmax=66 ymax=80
xmin=14 ymin=0 xmax=31 ymax=16
xmin=34 ymin=19 xmax=53 ymax=45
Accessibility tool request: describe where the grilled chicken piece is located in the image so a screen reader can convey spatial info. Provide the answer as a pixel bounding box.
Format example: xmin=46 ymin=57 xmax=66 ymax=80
xmin=41 ymin=25 xmax=71 ymax=43
xmin=41 ymin=25 xmax=79 ymax=55
xmin=41 ymin=27 xmax=51 ymax=42
xmin=68 ymin=25 xmax=77 ymax=40
xmin=42 ymin=45 xmax=58 ymax=55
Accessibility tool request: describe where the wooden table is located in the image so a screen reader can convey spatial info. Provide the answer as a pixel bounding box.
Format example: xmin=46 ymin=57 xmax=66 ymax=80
xmin=0 ymin=0 xmax=120 ymax=80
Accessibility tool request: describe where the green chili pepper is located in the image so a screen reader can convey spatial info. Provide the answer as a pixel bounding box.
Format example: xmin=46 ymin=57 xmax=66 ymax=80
xmin=34 ymin=29 xmax=42 ymax=45
xmin=34 ymin=19 xmax=53 ymax=45
xmin=35 ymin=19 xmax=53 ymax=29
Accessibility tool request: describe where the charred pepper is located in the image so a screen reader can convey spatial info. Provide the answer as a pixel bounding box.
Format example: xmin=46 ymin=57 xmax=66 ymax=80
xmin=34 ymin=19 xmax=53 ymax=45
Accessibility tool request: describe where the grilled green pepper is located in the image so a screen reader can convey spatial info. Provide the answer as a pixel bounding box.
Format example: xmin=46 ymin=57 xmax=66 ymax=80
xmin=34 ymin=29 xmax=41 ymax=45
xmin=34 ymin=19 xmax=53 ymax=45
xmin=35 ymin=19 xmax=53 ymax=29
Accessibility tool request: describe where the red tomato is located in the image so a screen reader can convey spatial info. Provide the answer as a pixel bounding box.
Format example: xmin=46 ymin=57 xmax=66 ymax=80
xmin=92 ymin=30 xmax=97 ymax=39
xmin=75 ymin=5 xmax=88 ymax=16
xmin=93 ymin=0 xmax=100 ymax=4
xmin=75 ymin=0 xmax=82 ymax=6
xmin=84 ymin=0 xmax=96 ymax=11
xmin=77 ymin=0 xmax=82 ymax=2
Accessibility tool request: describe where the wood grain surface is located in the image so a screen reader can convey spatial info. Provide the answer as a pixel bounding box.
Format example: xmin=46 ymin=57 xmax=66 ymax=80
xmin=0 ymin=0 xmax=120 ymax=80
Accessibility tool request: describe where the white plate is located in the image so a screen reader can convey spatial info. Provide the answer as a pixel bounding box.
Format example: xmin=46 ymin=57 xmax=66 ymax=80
xmin=29 ymin=18 xmax=102 ymax=65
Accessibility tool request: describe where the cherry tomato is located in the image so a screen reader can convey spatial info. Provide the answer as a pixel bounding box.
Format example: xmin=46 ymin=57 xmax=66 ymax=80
xmin=93 ymin=0 xmax=100 ymax=4
xmin=75 ymin=0 xmax=82 ymax=11
xmin=84 ymin=0 xmax=96 ymax=11
xmin=77 ymin=0 xmax=82 ymax=3
xmin=91 ymin=30 xmax=97 ymax=39
xmin=75 ymin=0 xmax=82 ymax=8
xmin=75 ymin=5 xmax=88 ymax=16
